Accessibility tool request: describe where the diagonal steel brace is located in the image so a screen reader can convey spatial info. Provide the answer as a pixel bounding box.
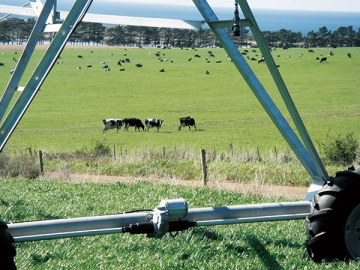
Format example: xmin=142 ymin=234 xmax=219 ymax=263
xmin=193 ymin=0 xmax=327 ymax=190
xmin=0 ymin=0 xmax=93 ymax=152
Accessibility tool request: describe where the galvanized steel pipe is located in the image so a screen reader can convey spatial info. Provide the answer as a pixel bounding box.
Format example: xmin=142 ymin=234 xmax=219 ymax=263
xmin=7 ymin=201 xmax=311 ymax=242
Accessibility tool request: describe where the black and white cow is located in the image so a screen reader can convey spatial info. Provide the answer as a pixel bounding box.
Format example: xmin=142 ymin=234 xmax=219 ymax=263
xmin=123 ymin=118 xmax=145 ymax=132
xmin=178 ymin=116 xmax=197 ymax=131
xmin=103 ymin=119 xmax=123 ymax=133
xmin=319 ymin=57 xmax=327 ymax=63
xmin=145 ymin=118 xmax=163 ymax=132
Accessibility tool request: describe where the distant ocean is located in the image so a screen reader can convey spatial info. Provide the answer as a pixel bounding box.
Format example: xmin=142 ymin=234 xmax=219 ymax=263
xmin=1 ymin=1 xmax=360 ymax=34
xmin=82 ymin=2 xmax=360 ymax=34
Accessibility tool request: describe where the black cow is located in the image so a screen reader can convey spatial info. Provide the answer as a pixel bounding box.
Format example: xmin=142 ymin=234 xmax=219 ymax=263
xmin=178 ymin=116 xmax=197 ymax=131
xmin=145 ymin=118 xmax=163 ymax=132
xmin=103 ymin=119 xmax=122 ymax=133
xmin=123 ymin=118 xmax=145 ymax=132
xmin=0 ymin=62 xmax=4 ymax=66
xmin=320 ymin=57 xmax=327 ymax=63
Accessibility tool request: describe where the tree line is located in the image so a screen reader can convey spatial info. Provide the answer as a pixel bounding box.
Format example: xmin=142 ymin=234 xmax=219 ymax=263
xmin=1 ymin=17 xmax=360 ymax=48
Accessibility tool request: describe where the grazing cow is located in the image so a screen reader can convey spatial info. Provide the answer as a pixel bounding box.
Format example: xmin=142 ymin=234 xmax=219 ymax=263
xmin=0 ymin=62 xmax=4 ymax=66
xmin=78 ymin=55 xmax=83 ymax=58
xmin=347 ymin=53 xmax=352 ymax=58
xmin=178 ymin=116 xmax=197 ymax=131
xmin=103 ymin=119 xmax=123 ymax=133
xmin=258 ymin=57 xmax=265 ymax=63
xmin=123 ymin=118 xmax=145 ymax=132
xmin=320 ymin=57 xmax=327 ymax=63
xmin=145 ymin=118 xmax=163 ymax=132
xmin=308 ymin=49 xmax=315 ymax=53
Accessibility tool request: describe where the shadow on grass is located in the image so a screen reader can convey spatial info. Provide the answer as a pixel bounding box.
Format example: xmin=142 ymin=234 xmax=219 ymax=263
xmin=246 ymin=235 xmax=284 ymax=270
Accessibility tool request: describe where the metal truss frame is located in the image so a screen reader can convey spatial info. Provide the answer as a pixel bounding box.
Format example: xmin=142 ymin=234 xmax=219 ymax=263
xmin=0 ymin=0 xmax=328 ymax=242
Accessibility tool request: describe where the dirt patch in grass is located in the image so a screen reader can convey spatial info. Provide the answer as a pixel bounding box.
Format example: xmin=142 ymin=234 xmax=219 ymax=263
xmin=42 ymin=172 xmax=309 ymax=200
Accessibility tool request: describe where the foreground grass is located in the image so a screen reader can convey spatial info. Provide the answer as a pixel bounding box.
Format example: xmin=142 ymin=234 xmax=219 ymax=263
xmin=1 ymin=178 xmax=358 ymax=269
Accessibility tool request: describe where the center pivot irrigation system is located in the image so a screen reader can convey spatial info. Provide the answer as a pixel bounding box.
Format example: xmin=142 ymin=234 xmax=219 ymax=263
xmin=0 ymin=0 xmax=360 ymax=265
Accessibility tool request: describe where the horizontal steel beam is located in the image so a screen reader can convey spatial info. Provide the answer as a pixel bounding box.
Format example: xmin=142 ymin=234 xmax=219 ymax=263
xmin=7 ymin=201 xmax=311 ymax=242
xmin=0 ymin=5 xmax=203 ymax=30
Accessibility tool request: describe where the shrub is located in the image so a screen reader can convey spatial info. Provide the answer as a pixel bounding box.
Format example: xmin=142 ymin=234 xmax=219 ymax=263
xmin=92 ymin=140 xmax=112 ymax=157
xmin=320 ymin=131 xmax=359 ymax=165
xmin=0 ymin=151 xmax=40 ymax=179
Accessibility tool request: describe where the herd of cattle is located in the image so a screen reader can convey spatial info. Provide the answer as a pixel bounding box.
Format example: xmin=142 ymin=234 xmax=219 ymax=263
xmin=103 ymin=116 xmax=196 ymax=133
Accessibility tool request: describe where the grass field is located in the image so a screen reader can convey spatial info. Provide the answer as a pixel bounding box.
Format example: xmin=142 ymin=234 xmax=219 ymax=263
xmin=1 ymin=179 xmax=359 ymax=269
xmin=1 ymin=45 xmax=360 ymax=155
xmin=1 ymin=46 xmax=360 ymax=268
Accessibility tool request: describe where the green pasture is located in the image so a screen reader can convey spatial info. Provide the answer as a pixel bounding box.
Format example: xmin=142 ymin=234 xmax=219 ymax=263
xmin=1 ymin=46 xmax=360 ymax=268
xmin=0 ymin=46 xmax=360 ymax=154
xmin=1 ymin=179 xmax=358 ymax=269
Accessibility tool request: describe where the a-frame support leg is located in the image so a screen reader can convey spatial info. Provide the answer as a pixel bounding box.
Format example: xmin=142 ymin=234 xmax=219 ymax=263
xmin=0 ymin=0 xmax=93 ymax=151
xmin=0 ymin=0 xmax=56 ymax=122
xmin=192 ymin=0 xmax=327 ymax=199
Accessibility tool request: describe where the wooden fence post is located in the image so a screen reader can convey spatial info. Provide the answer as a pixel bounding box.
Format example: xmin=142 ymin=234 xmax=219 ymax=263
xmin=229 ymin=143 xmax=233 ymax=157
xmin=257 ymin=146 xmax=261 ymax=161
xmin=113 ymin=145 xmax=116 ymax=160
xmin=200 ymin=148 xmax=207 ymax=186
xmin=162 ymin=147 xmax=165 ymax=158
xmin=39 ymin=150 xmax=44 ymax=174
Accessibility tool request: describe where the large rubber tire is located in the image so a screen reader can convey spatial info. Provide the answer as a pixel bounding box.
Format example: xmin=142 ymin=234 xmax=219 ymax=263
xmin=0 ymin=221 xmax=17 ymax=269
xmin=305 ymin=169 xmax=360 ymax=262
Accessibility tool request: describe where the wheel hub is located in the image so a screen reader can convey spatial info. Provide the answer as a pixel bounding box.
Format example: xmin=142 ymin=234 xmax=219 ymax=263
xmin=345 ymin=204 xmax=360 ymax=259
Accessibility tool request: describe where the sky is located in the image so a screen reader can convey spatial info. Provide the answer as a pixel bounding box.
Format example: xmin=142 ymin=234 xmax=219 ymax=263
xmin=1 ymin=0 xmax=360 ymax=13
